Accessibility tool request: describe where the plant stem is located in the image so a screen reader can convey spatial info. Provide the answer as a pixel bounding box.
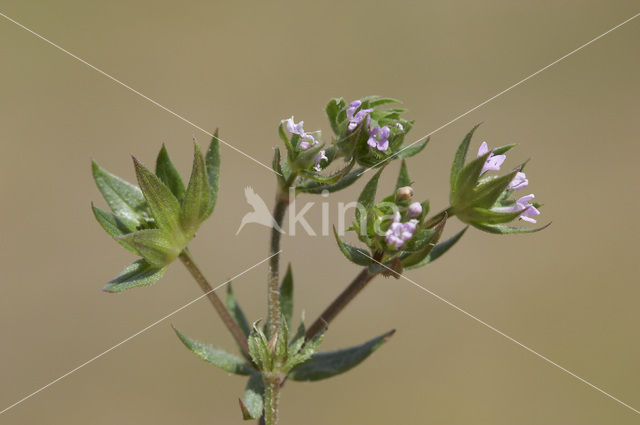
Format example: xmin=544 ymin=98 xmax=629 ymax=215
xmin=268 ymin=190 xmax=289 ymax=337
xmin=306 ymin=267 xmax=376 ymax=341
xmin=178 ymin=249 xmax=249 ymax=355
xmin=263 ymin=378 xmax=280 ymax=425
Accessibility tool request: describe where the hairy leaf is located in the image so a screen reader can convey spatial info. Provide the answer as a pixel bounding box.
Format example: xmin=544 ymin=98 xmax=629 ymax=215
xmin=205 ymin=131 xmax=220 ymax=216
xmin=181 ymin=143 xmax=211 ymax=237
xmin=155 ymin=144 xmax=186 ymax=201
xmin=103 ymin=259 xmax=166 ymax=293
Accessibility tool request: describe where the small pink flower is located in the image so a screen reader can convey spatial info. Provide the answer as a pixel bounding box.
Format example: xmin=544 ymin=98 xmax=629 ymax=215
xmin=477 ymin=141 xmax=506 ymax=174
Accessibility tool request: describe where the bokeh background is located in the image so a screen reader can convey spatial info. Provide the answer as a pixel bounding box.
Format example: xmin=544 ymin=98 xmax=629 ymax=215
xmin=1 ymin=1 xmax=639 ymax=424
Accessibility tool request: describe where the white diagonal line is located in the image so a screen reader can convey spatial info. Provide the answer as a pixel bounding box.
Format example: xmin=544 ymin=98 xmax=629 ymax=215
xmin=0 ymin=251 xmax=281 ymax=416
xmin=360 ymin=10 xmax=640 ymax=175
xmin=0 ymin=11 xmax=281 ymax=176
xmin=362 ymin=253 xmax=640 ymax=415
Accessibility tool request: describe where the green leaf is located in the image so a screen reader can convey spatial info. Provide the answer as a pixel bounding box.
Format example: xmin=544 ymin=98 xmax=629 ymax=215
xmin=463 ymin=207 xmax=526 ymax=224
xmin=205 ymin=131 xmax=220 ymax=216
xmin=367 ymin=97 xmax=400 ymax=107
xmin=91 ymin=204 xmax=138 ymax=254
xmin=288 ymin=314 xmax=306 ymax=356
xmin=296 ymin=168 xmax=364 ymax=194
xmin=118 ymin=229 xmax=180 ymax=267
xmin=395 ymin=160 xmax=411 ymax=191
xmin=451 ymin=151 xmax=490 ymax=206
xmin=471 ymin=169 xmax=519 ymax=209
xmin=272 ymin=147 xmax=285 ymax=188
xmin=239 ymin=373 xmax=264 ymax=420
xmin=397 ymin=137 xmax=429 ymax=159
xmin=471 ymin=221 xmax=551 ymax=234
xmin=405 ymin=226 xmax=468 ymax=270
xmin=450 ymin=124 xmax=481 ymax=191
xmin=133 ymin=157 xmax=183 ymax=241
xmin=299 ymin=159 xmax=355 ymax=185
xmin=226 ymin=284 xmax=251 ymax=337
xmin=325 ymin=97 xmax=344 ymax=135
xmin=492 ymin=143 xmax=516 ymax=155
xmin=400 ymin=214 xmax=447 ymax=267
xmin=103 ymin=259 xmax=166 ymax=293
xmin=402 ymin=228 xmax=438 ymax=252
xmin=278 ymin=122 xmax=296 ymax=158
xmin=333 ymin=227 xmax=372 ymax=266
xmin=288 ymin=330 xmax=394 ymax=382
xmin=91 ymin=160 xmax=147 ymax=230
xmin=181 ymin=143 xmax=211 ymax=237
xmin=280 ymin=264 xmax=294 ymax=330
xmin=356 ymin=167 xmax=384 ymax=224
xmin=173 ymin=327 xmax=253 ymax=375
xmin=248 ymin=323 xmax=271 ymax=371
xmin=155 ymin=144 xmax=186 ymax=201
xmin=285 ymin=333 xmax=324 ymax=370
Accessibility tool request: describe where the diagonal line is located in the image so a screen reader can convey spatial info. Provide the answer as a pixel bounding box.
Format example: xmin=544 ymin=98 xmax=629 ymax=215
xmin=360 ymin=10 xmax=640 ymax=175
xmin=361 ymin=253 xmax=640 ymax=415
xmin=0 ymin=251 xmax=281 ymax=416
xmin=0 ymin=11 xmax=281 ymax=176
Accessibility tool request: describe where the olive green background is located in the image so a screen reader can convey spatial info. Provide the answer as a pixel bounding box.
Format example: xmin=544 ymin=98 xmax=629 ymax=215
xmin=1 ymin=1 xmax=638 ymax=424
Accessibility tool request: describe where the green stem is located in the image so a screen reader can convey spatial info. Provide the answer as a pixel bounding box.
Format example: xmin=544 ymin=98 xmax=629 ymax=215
xmin=263 ymin=378 xmax=280 ymax=425
xmin=178 ymin=249 xmax=249 ymax=355
xmin=268 ymin=190 xmax=289 ymax=338
xmin=306 ymin=267 xmax=376 ymax=341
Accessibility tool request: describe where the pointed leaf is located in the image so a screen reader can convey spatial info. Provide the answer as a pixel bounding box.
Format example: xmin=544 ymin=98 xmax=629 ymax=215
xmin=240 ymin=374 xmax=264 ymax=420
xmin=205 ymin=132 xmax=220 ymax=216
xmin=181 ymin=143 xmax=211 ymax=237
xmin=471 ymin=221 xmax=551 ymax=234
xmin=278 ymin=122 xmax=296 ymax=158
xmin=333 ymin=227 xmax=372 ymax=266
xmin=288 ymin=330 xmax=394 ymax=382
xmin=397 ymin=137 xmax=429 ymax=159
xmin=296 ymin=167 xmax=364 ymax=194
xmin=155 ymin=144 xmax=186 ymax=201
xmin=492 ymin=143 xmax=516 ymax=155
xmin=226 ymin=284 xmax=251 ymax=337
xmin=464 ymin=207 xmax=526 ymax=224
xmin=405 ymin=226 xmax=468 ymax=270
xmin=248 ymin=323 xmax=271 ymax=371
xmin=91 ymin=160 xmax=146 ymax=230
xmin=133 ymin=157 xmax=183 ymax=240
xmin=280 ymin=264 xmax=294 ymax=330
xmin=91 ymin=204 xmax=138 ymax=254
xmin=118 ymin=229 xmax=179 ymax=267
xmin=451 ymin=151 xmax=490 ymax=205
xmin=395 ymin=160 xmax=411 ymax=191
xmin=472 ymin=169 xmax=519 ymax=208
xmin=450 ymin=124 xmax=481 ymax=190
xmin=325 ymin=97 xmax=344 ymax=135
xmin=356 ymin=167 xmax=384 ymax=224
xmin=173 ymin=327 xmax=253 ymax=375
xmin=103 ymin=259 xmax=166 ymax=293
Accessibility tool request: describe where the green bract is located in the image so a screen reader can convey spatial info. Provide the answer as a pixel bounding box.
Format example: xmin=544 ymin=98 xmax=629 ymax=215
xmin=92 ymin=136 xmax=220 ymax=292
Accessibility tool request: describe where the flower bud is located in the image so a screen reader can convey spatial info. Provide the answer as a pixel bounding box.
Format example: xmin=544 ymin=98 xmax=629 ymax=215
xmin=407 ymin=202 xmax=422 ymax=218
xmin=396 ymin=186 xmax=414 ymax=201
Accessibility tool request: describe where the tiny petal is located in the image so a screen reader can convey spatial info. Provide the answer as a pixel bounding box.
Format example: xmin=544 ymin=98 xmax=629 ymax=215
xmin=396 ymin=123 xmax=404 ymax=131
xmin=392 ymin=211 xmax=402 ymax=223
xmin=517 ymin=194 xmax=535 ymax=205
xmin=477 ymin=141 xmax=489 ymax=157
xmin=407 ymin=202 xmax=422 ymax=218
xmin=508 ymin=172 xmax=528 ymax=190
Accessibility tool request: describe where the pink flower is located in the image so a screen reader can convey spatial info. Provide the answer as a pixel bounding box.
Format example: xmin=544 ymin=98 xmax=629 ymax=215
xmin=477 ymin=141 xmax=506 ymax=174
xmin=495 ymin=194 xmax=541 ymax=223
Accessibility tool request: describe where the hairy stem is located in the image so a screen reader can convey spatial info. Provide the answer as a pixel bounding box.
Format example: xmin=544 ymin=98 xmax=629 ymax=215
xmin=178 ymin=249 xmax=249 ymax=355
xmin=268 ymin=190 xmax=289 ymax=337
xmin=263 ymin=378 xmax=280 ymax=425
xmin=306 ymin=267 xmax=376 ymax=340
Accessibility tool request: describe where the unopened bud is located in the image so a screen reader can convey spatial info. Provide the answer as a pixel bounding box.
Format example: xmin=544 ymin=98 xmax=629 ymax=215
xmin=396 ymin=186 xmax=414 ymax=201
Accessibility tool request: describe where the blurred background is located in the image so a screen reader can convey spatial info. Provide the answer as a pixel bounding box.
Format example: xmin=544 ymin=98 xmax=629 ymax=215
xmin=1 ymin=1 xmax=638 ymax=424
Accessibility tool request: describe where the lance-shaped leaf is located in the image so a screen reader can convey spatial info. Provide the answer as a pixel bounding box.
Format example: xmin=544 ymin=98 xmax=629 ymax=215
xmin=91 ymin=160 xmax=146 ymax=230
xmin=471 ymin=221 xmax=551 ymax=234
xmin=285 ymin=332 xmax=324 ymax=371
xmin=155 ymin=144 xmax=186 ymax=201
xmin=280 ymin=264 xmax=294 ymax=330
xmin=133 ymin=157 xmax=183 ymax=241
xmin=91 ymin=203 xmax=138 ymax=254
xmin=471 ymin=168 xmax=520 ymax=209
xmin=367 ymin=97 xmax=400 ymax=107
xmin=395 ymin=160 xmax=411 ymax=191
xmin=299 ymin=159 xmax=354 ymax=185
xmin=226 ymin=284 xmax=251 ymax=337
xmin=462 ymin=207 xmax=527 ymax=225
xmin=450 ymin=124 xmax=481 ymax=190
xmin=293 ymin=143 xmax=324 ymax=171
xmin=248 ymin=323 xmax=271 ymax=371
xmin=103 ymin=259 xmax=166 ymax=293
xmin=405 ymin=226 xmax=468 ymax=270
xmin=325 ymin=97 xmax=345 ymax=135
xmin=278 ymin=121 xmax=296 ymax=158
xmin=451 ymin=151 xmax=490 ymax=206
xmin=239 ymin=373 xmax=264 ymax=420
xmin=333 ymin=227 xmax=372 ymax=266
xmin=288 ymin=330 xmax=395 ymax=382
xmin=401 ymin=214 xmax=447 ymax=267
xmin=356 ymin=167 xmax=384 ymax=224
xmin=397 ymin=137 xmax=429 ymax=159
xmin=205 ymin=132 xmax=220 ymax=216
xmin=272 ymin=147 xmax=286 ymax=188
xmin=172 ymin=327 xmax=253 ymax=375
xmin=296 ymin=167 xmax=364 ymax=194
xmin=118 ymin=229 xmax=180 ymax=267
xmin=181 ymin=143 xmax=211 ymax=237
xmin=402 ymin=228 xmax=439 ymax=253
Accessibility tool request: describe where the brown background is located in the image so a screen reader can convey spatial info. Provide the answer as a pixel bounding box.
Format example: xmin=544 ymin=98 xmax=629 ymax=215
xmin=1 ymin=1 xmax=639 ymax=424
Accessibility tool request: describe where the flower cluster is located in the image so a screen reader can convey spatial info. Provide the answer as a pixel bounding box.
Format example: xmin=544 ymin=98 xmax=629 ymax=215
xmin=385 ymin=211 xmax=418 ymax=249
xmin=477 ymin=141 xmax=540 ymax=224
xmin=285 ymin=116 xmax=328 ymax=171
xmin=346 ymin=100 xmax=391 ymax=152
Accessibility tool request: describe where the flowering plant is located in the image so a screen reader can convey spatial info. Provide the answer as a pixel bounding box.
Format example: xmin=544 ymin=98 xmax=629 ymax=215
xmin=91 ymin=96 xmax=547 ymax=424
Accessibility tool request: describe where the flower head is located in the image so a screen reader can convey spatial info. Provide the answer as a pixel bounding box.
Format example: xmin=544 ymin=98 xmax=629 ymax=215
xmin=285 ymin=116 xmax=319 ymax=150
xmin=385 ymin=212 xmax=418 ymax=249
xmin=478 ymin=141 xmax=506 ymax=174
xmin=495 ymin=194 xmax=541 ymax=223
xmin=367 ymin=126 xmax=391 ymax=152
xmin=346 ymin=100 xmax=373 ymax=131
